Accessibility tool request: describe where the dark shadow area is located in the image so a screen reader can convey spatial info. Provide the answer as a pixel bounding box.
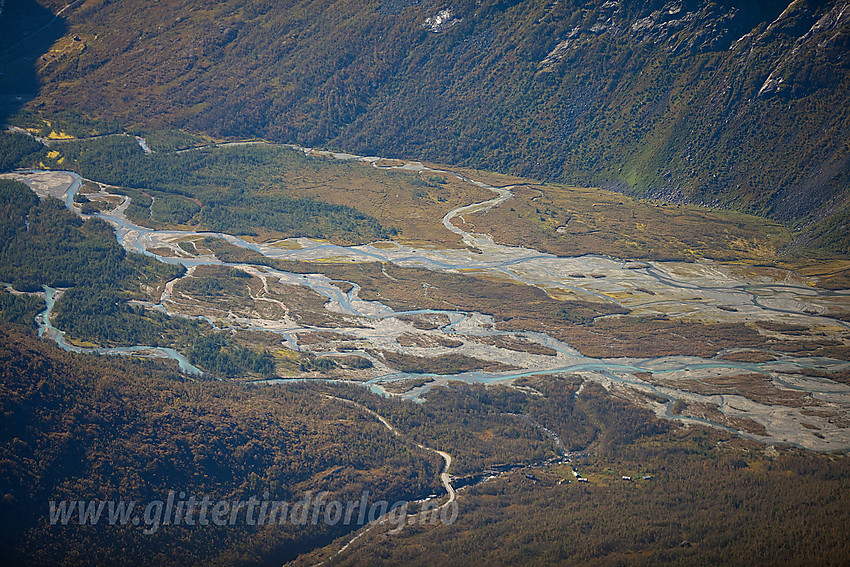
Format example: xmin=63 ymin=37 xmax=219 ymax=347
xmin=0 ymin=0 xmax=67 ymax=125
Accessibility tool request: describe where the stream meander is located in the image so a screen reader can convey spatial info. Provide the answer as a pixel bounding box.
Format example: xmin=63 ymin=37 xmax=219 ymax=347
xmin=4 ymin=155 xmax=850 ymax=451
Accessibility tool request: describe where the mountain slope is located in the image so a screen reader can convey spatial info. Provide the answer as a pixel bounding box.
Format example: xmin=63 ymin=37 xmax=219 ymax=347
xmin=5 ymin=0 xmax=850 ymax=251
xmin=0 ymin=323 xmax=443 ymax=566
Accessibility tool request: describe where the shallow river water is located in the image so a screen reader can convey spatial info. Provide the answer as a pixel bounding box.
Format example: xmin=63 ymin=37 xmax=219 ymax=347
xmin=4 ymin=161 xmax=850 ymax=451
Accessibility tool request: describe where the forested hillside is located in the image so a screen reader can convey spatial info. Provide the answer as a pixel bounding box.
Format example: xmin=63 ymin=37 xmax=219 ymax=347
xmin=12 ymin=319 xmax=848 ymax=567
xmin=2 ymin=0 xmax=848 ymax=252
xmin=0 ymin=324 xmax=444 ymax=566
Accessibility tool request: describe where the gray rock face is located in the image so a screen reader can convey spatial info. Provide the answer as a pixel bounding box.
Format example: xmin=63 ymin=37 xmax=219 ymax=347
xmin=756 ymin=1 xmax=850 ymax=97
xmin=541 ymin=1 xmax=760 ymax=66
xmin=422 ymin=8 xmax=462 ymax=33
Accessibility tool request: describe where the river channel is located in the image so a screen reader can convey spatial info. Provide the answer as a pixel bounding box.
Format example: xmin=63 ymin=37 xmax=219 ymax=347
xmin=4 ymin=155 xmax=850 ymax=452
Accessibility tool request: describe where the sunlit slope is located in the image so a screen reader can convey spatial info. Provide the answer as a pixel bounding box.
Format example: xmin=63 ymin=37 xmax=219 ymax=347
xmin=6 ymin=0 xmax=846 ymax=252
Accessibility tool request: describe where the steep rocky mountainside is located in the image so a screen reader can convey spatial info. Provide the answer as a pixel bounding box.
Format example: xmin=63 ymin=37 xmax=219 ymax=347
xmin=3 ymin=0 xmax=849 ymax=253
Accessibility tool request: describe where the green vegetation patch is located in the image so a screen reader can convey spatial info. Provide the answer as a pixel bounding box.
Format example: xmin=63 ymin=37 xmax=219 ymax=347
xmin=128 ymin=128 xmax=211 ymax=152
xmin=42 ymin=137 xmax=396 ymax=243
xmin=0 ymin=288 xmax=44 ymax=329
xmin=52 ymin=287 xmax=201 ymax=349
xmin=0 ymin=180 xmax=161 ymax=290
xmin=9 ymin=109 xmax=121 ymax=139
xmin=0 ymin=131 xmax=44 ymax=171
xmin=0 ymin=180 xmax=192 ymax=348
xmin=186 ymin=332 xmax=274 ymax=379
